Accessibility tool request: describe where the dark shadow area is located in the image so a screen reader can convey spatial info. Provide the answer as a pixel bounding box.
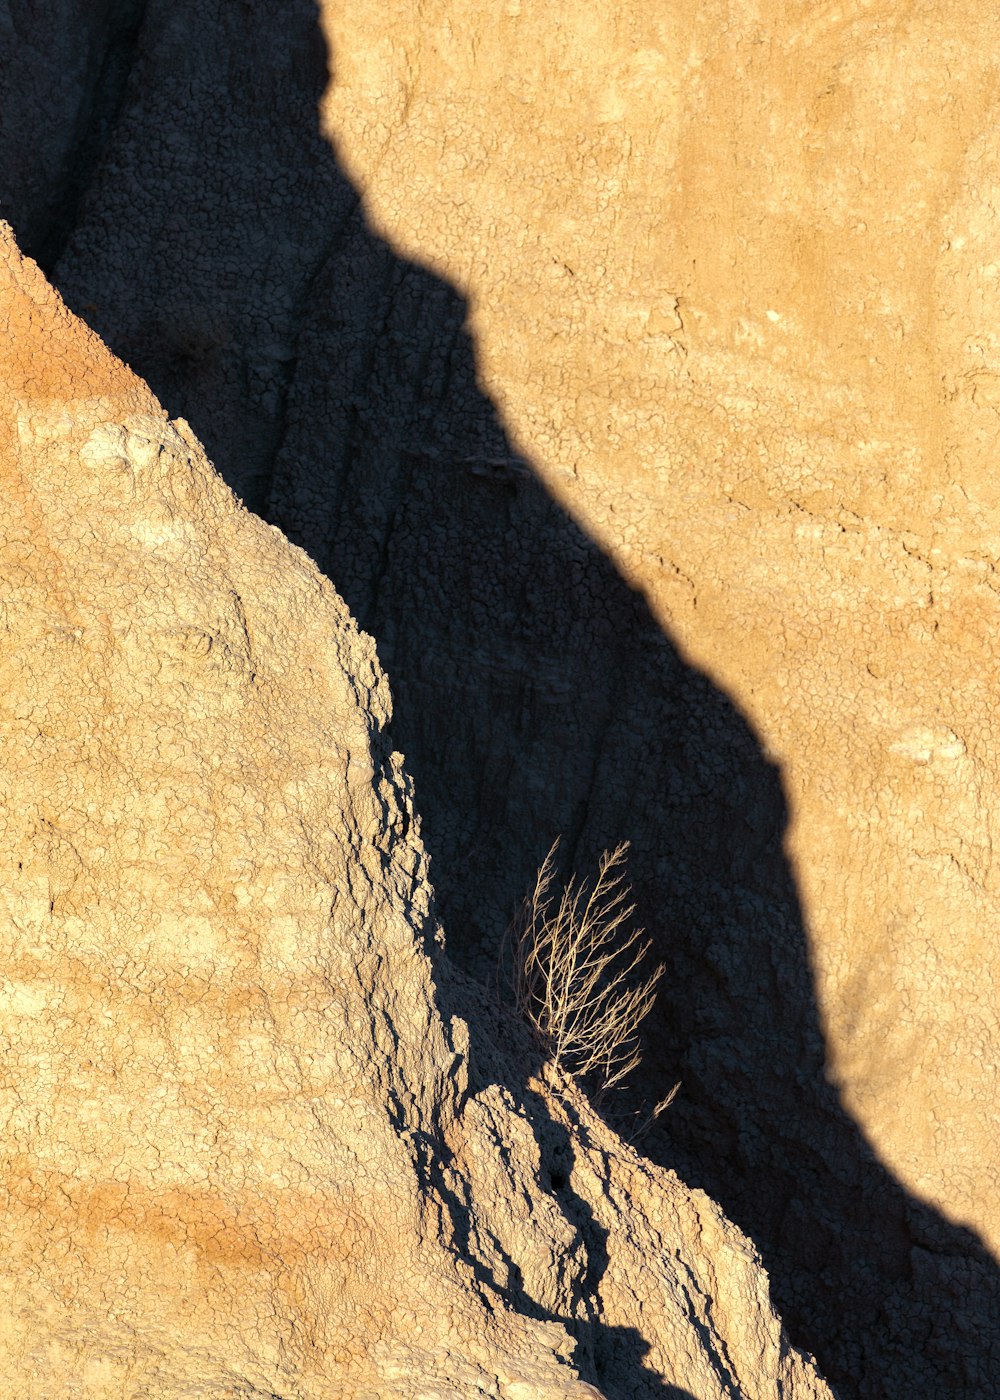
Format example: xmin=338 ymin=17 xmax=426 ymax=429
xmin=0 ymin=0 xmax=149 ymax=269
xmin=6 ymin=0 xmax=1000 ymax=1392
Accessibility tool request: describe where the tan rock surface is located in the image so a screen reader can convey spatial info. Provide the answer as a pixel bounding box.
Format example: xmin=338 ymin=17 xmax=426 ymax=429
xmin=316 ymin=7 xmax=1000 ymax=1380
xmin=314 ymin=13 xmax=1000 ymax=1370
xmin=319 ymin=0 xmax=1000 ymax=1252
xmin=0 ymin=226 xmax=829 ymax=1398
xmin=4 ymin=1 xmax=1000 ymax=1389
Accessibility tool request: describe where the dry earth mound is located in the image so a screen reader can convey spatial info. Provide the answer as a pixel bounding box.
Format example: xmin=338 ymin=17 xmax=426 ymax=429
xmin=0 ymin=225 xmax=829 ymax=1399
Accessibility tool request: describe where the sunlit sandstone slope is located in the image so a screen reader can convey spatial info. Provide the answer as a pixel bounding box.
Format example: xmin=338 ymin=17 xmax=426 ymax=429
xmin=0 ymin=225 xmax=830 ymax=1399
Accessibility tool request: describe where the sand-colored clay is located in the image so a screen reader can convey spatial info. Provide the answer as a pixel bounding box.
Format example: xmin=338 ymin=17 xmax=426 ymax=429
xmin=0 ymin=224 xmax=828 ymax=1398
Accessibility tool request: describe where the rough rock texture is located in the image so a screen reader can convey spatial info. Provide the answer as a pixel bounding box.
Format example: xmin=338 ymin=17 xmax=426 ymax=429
xmin=4 ymin=1 xmax=1000 ymax=1392
xmin=0 ymin=226 xmax=830 ymax=1399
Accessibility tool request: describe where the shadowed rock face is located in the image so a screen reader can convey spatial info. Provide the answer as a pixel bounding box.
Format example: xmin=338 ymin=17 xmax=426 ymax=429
xmin=3 ymin=1 xmax=1000 ymax=1393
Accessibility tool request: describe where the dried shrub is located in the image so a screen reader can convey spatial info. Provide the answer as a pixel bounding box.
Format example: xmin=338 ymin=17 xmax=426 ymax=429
xmin=511 ymin=840 xmax=664 ymax=1098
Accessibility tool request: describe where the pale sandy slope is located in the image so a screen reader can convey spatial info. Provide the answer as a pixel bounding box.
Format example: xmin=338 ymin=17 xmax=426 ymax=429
xmin=0 ymin=226 xmax=829 ymax=1400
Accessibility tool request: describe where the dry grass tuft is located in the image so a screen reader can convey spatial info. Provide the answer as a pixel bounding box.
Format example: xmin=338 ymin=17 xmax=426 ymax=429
xmin=510 ymin=840 xmax=664 ymax=1099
